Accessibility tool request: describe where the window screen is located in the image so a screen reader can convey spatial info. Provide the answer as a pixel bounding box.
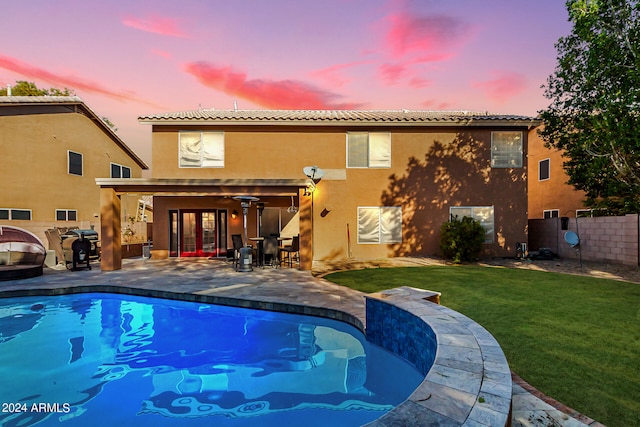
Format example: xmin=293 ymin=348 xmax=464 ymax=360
xmin=111 ymin=163 xmax=132 ymax=178
xmin=450 ymin=206 xmax=494 ymax=243
xmin=56 ymin=209 xmax=77 ymax=221
xmin=68 ymin=151 xmax=83 ymax=176
xmin=491 ymin=132 xmax=522 ymax=168
xmin=358 ymin=206 xmax=402 ymax=244
xmin=539 ymin=158 xmax=550 ymax=181
xmin=180 ymin=131 xmax=224 ymax=167
xmin=347 ymin=132 xmax=391 ymax=168
xmin=10 ymin=209 xmax=31 ymax=220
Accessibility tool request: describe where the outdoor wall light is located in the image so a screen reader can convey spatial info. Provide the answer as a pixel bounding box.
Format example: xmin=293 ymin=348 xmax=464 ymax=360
xmin=231 ymin=210 xmax=238 ymax=219
xmin=304 ymin=183 xmax=315 ymax=197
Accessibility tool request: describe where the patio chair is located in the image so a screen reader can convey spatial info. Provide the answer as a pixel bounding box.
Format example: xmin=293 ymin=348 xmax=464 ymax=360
xmin=280 ymin=235 xmax=299 ymax=268
xmin=231 ymin=234 xmax=243 ymax=270
xmin=262 ymin=236 xmax=279 ymax=268
xmin=45 ymin=228 xmax=65 ymax=265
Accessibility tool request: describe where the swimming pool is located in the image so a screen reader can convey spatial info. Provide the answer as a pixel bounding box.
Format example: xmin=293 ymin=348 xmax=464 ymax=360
xmin=0 ymin=293 xmax=423 ymax=426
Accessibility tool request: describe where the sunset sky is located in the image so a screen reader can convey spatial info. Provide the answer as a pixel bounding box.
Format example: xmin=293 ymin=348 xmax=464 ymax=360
xmin=0 ymin=0 xmax=572 ymax=163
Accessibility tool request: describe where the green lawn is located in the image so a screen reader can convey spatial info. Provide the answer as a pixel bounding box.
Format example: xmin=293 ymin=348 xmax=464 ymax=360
xmin=324 ymin=265 xmax=640 ymax=426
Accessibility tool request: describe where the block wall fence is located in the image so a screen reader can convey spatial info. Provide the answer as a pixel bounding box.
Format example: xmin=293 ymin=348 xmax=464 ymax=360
xmin=528 ymin=214 xmax=639 ymax=266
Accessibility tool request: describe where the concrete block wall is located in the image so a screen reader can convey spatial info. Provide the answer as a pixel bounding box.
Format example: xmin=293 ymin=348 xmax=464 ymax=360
xmin=528 ymin=214 xmax=639 ymax=266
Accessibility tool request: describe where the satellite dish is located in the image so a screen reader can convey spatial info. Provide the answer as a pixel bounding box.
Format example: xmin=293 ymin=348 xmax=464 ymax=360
xmin=564 ymin=231 xmax=580 ymax=248
xmin=303 ymin=166 xmax=325 ymax=184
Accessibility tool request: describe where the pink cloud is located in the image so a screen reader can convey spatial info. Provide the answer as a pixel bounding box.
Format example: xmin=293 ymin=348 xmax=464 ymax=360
xmin=378 ymin=52 xmax=451 ymax=85
xmin=421 ymin=99 xmax=452 ymax=110
xmin=409 ymin=77 xmax=432 ymax=88
xmin=385 ymin=12 xmax=470 ymax=58
xmin=379 ymin=63 xmax=407 ymax=84
xmin=184 ymin=62 xmax=363 ymax=109
xmin=122 ymin=15 xmax=189 ymax=38
xmin=0 ymin=54 xmax=161 ymax=107
xmin=472 ymin=71 xmax=527 ymax=103
xmin=151 ymin=49 xmax=172 ymax=59
xmin=310 ymin=61 xmax=371 ymax=88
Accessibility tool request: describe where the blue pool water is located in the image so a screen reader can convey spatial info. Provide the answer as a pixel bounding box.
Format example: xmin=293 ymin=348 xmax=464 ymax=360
xmin=0 ymin=293 xmax=423 ymax=427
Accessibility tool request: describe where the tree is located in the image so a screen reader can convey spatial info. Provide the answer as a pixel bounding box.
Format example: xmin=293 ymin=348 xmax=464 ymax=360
xmin=0 ymin=80 xmax=75 ymax=96
xmin=539 ymin=0 xmax=640 ymax=214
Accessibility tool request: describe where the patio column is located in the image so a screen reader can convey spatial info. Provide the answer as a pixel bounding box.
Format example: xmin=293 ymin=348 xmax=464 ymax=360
xmin=299 ymin=188 xmax=312 ymax=270
xmin=100 ymin=187 xmax=122 ymax=271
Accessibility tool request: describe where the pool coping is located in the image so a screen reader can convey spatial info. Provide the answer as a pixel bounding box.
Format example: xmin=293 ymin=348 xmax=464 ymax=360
xmin=363 ymin=287 xmax=512 ymax=426
xmin=1 ymin=280 xmax=511 ymax=427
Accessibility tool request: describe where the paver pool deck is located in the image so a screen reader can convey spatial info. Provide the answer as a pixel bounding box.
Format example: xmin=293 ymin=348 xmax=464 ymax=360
xmin=0 ymin=257 xmax=605 ymax=427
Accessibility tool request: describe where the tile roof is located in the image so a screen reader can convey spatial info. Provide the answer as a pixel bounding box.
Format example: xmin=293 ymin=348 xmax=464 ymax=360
xmin=0 ymin=95 xmax=84 ymax=104
xmin=138 ymin=109 xmax=540 ymax=127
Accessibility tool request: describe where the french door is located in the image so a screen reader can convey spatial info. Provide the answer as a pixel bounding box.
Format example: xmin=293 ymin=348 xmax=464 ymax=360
xmin=172 ymin=209 xmax=227 ymax=257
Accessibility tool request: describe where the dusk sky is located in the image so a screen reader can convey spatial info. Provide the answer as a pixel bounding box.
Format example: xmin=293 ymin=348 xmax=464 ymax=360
xmin=0 ymin=0 xmax=572 ymax=164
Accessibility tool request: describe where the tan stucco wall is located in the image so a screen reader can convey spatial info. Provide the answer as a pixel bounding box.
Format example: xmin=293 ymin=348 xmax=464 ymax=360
xmin=0 ymin=112 xmax=144 ymax=245
xmin=528 ymin=128 xmax=586 ymax=219
xmin=148 ymin=126 xmax=529 ymax=261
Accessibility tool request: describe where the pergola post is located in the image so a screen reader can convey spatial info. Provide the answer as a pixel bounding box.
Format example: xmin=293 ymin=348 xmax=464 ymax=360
xmin=299 ymin=188 xmax=313 ymax=270
xmin=100 ymin=187 xmax=122 ymax=271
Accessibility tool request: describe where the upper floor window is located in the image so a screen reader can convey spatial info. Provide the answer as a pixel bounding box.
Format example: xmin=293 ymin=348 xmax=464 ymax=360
xmin=111 ymin=163 xmax=131 ymax=178
xmin=56 ymin=209 xmax=77 ymax=221
xmin=0 ymin=208 xmax=32 ymax=220
xmin=357 ymin=206 xmax=402 ymax=244
xmin=179 ymin=131 xmax=224 ymax=168
xmin=450 ymin=206 xmax=495 ymax=243
xmin=539 ymin=158 xmax=550 ymax=181
xmin=68 ymin=151 xmax=83 ymax=176
xmin=347 ymin=132 xmax=391 ymax=168
xmin=543 ymin=209 xmax=559 ymax=219
xmin=491 ymin=131 xmax=522 ymax=168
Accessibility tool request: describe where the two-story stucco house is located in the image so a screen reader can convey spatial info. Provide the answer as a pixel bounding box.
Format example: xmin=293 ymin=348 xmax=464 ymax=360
xmin=97 ymin=109 xmax=538 ymax=271
xmin=0 ymin=96 xmax=149 ymax=246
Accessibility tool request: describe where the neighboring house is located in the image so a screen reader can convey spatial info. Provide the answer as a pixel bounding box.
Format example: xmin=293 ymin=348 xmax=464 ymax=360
xmin=97 ymin=109 xmax=538 ymax=270
xmin=0 ymin=96 xmax=149 ymax=248
xmin=527 ymin=126 xmax=588 ymax=219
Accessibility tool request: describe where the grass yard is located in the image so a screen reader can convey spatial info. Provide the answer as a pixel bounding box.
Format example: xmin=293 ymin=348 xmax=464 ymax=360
xmin=324 ymin=265 xmax=640 ymax=426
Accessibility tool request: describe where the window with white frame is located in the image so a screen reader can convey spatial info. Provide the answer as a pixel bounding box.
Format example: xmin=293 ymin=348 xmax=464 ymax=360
xmin=491 ymin=131 xmax=522 ymax=168
xmin=539 ymin=158 xmax=550 ymax=181
xmin=56 ymin=209 xmax=77 ymax=221
xmin=179 ymin=131 xmax=224 ymax=168
xmin=357 ymin=206 xmax=402 ymax=244
xmin=543 ymin=209 xmax=559 ymax=219
xmin=110 ymin=163 xmax=131 ymax=178
xmin=347 ymin=132 xmax=391 ymax=168
xmin=0 ymin=208 xmax=32 ymax=220
xmin=68 ymin=151 xmax=83 ymax=176
xmin=450 ymin=206 xmax=494 ymax=243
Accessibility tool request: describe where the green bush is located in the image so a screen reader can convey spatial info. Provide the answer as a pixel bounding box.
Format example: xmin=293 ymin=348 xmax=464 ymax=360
xmin=439 ymin=216 xmax=486 ymax=263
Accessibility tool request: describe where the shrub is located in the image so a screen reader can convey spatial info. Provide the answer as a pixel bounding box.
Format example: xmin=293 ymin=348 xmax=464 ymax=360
xmin=439 ymin=216 xmax=486 ymax=263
